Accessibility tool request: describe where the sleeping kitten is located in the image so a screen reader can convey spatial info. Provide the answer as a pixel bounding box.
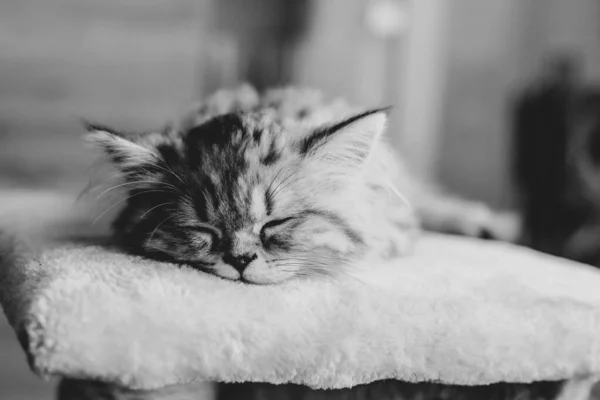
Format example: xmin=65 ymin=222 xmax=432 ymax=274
xmin=85 ymin=85 xmax=517 ymax=285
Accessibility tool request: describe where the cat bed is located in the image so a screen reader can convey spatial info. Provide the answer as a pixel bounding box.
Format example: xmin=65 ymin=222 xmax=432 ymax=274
xmin=2 ymin=232 xmax=600 ymax=393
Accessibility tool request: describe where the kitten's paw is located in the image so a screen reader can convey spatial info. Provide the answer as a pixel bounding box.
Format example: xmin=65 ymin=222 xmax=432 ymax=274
xmin=463 ymin=206 xmax=522 ymax=243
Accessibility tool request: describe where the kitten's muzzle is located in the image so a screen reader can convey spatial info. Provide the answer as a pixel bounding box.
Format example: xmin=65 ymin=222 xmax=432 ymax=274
xmin=223 ymin=252 xmax=257 ymax=273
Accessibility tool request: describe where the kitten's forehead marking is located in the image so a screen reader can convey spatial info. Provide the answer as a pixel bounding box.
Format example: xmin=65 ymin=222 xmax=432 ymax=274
xmin=250 ymin=186 xmax=267 ymax=221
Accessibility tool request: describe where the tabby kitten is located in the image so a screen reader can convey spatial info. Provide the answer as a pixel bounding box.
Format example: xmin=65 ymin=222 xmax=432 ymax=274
xmin=86 ymin=85 xmax=514 ymax=284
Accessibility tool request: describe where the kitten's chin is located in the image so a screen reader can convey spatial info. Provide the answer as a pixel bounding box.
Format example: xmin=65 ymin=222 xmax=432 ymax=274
xmin=243 ymin=259 xmax=299 ymax=285
xmin=210 ymin=263 xmax=241 ymax=281
xmin=209 ymin=260 xmax=298 ymax=285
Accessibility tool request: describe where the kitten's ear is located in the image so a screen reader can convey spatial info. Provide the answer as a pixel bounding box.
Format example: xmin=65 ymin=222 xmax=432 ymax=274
xmin=84 ymin=122 xmax=160 ymax=171
xmin=299 ymin=108 xmax=389 ymax=167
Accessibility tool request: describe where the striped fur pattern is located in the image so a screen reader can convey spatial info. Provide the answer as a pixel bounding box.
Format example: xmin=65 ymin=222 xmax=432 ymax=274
xmin=85 ymin=86 xmax=419 ymax=284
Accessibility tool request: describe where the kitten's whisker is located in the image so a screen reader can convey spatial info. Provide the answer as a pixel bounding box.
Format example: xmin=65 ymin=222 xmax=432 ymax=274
xmin=388 ymin=182 xmax=412 ymax=209
xmin=293 ymin=272 xmax=322 ymax=281
xmin=148 ymin=215 xmax=176 ymax=242
xmin=144 ymin=243 xmax=165 ymax=252
xmin=97 ymin=180 xmax=176 ymax=198
xmin=270 ymin=267 xmax=325 ymax=281
xmin=92 ymin=189 xmax=163 ymax=226
xmin=269 ymin=170 xmax=299 ymax=198
xmin=307 ymin=266 xmax=366 ymax=285
xmin=77 ymin=179 xmax=96 ymax=202
xmin=268 ymin=167 xmax=288 ymax=191
xmin=273 ymin=176 xmax=300 ymax=197
xmin=183 ymin=193 xmax=194 ymax=204
xmin=304 ymin=269 xmax=345 ymax=284
xmin=271 ymin=258 xmax=363 ymax=284
xmin=271 ymin=263 xmax=307 ymax=267
xmin=141 ymin=161 xmax=186 ymax=186
xmin=76 ymin=171 xmax=124 ymax=202
xmin=314 ymin=263 xmax=360 ymax=276
xmin=138 ymin=202 xmax=175 ymax=221
xmin=272 ymin=256 xmax=360 ymax=272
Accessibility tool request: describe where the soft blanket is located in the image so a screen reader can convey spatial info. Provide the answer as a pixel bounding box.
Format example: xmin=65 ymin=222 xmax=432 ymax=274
xmin=1 ymin=230 xmax=600 ymax=392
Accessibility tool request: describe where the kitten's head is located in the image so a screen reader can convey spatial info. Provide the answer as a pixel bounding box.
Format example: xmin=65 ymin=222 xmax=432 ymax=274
xmin=86 ymin=108 xmax=399 ymax=284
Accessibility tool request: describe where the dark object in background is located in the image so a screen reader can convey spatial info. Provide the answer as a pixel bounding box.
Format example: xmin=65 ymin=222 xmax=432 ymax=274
xmin=512 ymin=54 xmax=580 ymax=256
xmin=512 ymin=53 xmax=600 ymax=266
xmin=560 ymin=90 xmax=600 ymax=266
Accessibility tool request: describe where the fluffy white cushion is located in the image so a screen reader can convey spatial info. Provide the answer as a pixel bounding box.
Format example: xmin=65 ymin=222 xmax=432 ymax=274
xmin=1 ymin=232 xmax=600 ymax=391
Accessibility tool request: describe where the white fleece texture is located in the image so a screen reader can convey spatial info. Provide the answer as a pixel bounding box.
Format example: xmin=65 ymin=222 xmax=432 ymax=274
xmin=2 ymin=234 xmax=600 ymax=390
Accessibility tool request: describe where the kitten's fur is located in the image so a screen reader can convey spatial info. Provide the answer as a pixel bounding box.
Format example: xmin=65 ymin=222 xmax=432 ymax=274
xmin=86 ymin=85 xmax=516 ymax=285
xmin=84 ymin=85 xmax=532 ymax=400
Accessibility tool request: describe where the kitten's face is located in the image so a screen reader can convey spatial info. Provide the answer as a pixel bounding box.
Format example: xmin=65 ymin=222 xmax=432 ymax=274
xmin=87 ymin=109 xmax=388 ymax=284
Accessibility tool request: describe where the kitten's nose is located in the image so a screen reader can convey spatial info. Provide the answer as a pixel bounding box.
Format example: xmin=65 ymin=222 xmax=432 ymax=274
xmin=223 ymin=253 xmax=257 ymax=273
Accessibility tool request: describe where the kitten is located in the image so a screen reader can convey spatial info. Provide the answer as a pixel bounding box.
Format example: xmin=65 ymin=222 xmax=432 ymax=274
xmin=85 ymin=85 xmax=517 ymax=285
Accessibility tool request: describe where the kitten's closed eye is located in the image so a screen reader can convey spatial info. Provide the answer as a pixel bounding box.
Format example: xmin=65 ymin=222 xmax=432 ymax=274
xmin=260 ymin=217 xmax=297 ymax=248
xmin=182 ymin=224 xmax=221 ymax=249
xmin=261 ymin=217 xmax=296 ymax=232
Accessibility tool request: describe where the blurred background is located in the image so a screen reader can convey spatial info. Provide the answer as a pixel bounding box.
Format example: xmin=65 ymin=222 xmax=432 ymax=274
xmin=2 ymin=0 xmax=600 ymax=398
